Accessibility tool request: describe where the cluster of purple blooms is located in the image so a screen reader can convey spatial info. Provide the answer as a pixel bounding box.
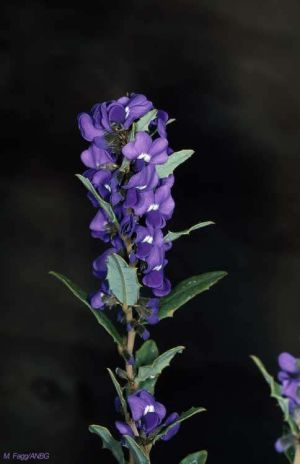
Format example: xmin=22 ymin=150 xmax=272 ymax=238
xmin=275 ymin=352 xmax=300 ymax=453
xmin=78 ymin=94 xmax=180 ymax=442
xmin=78 ymin=93 xmax=174 ymax=327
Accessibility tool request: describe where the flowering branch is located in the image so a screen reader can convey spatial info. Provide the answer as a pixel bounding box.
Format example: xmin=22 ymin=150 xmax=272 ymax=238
xmin=50 ymin=93 xmax=227 ymax=464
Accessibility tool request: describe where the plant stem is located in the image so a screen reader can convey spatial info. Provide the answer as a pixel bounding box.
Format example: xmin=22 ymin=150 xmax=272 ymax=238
xmin=294 ymin=445 xmax=300 ymax=464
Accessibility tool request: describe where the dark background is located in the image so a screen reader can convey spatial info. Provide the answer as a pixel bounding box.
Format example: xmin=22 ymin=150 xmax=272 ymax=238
xmin=1 ymin=1 xmax=300 ymax=463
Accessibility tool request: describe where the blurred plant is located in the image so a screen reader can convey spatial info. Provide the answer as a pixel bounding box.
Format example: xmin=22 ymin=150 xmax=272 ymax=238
xmin=50 ymin=93 xmax=227 ymax=464
xmin=252 ymin=353 xmax=300 ymax=464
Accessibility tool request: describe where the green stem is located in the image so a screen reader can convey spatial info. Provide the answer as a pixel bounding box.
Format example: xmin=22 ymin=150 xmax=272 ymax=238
xmin=294 ymin=445 xmax=300 ymax=464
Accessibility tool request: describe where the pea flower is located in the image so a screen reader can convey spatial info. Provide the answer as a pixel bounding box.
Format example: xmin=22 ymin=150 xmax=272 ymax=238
xmin=122 ymin=131 xmax=168 ymax=165
xmin=115 ymin=390 xmax=180 ymax=440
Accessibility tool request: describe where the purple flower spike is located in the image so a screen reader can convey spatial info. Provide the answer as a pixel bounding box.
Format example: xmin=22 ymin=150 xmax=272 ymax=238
xmin=122 ymin=132 xmax=168 ymax=166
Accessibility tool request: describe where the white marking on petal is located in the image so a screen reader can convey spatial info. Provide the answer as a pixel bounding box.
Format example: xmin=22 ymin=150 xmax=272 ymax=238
xmin=142 ymin=235 xmax=153 ymax=244
xmin=104 ymin=184 xmax=111 ymax=192
xmin=147 ymin=203 xmax=159 ymax=212
xmin=153 ymin=265 xmax=162 ymax=271
xmin=137 ymin=152 xmax=151 ymax=162
xmin=144 ymin=405 xmax=155 ymax=415
xmin=136 ymin=184 xmax=147 ymax=190
xmin=125 ymin=106 xmax=130 ymax=117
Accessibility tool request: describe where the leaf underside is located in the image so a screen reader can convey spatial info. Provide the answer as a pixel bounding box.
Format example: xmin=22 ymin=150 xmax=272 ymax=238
xmin=107 ymin=253 xmax=140 ymax=307
xmin=156 ymin=149 xmax=195 ymax=178
xmin=136 ymin=346 xmax=185 ymax=383
xmin=179 ymin=450 xmax=208 ymax=464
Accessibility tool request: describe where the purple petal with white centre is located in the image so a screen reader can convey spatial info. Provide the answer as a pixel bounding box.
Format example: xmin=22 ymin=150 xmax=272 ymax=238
xmin=133 ymin=191 xmax=154 ymax=217
xmin=124 ymin=165 xmax=159 ymax=191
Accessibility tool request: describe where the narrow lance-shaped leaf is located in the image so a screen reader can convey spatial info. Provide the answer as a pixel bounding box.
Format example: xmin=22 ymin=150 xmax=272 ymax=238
xmin=156 ymin=149 xmax=194 ymax=178
xmin=76 ymin=174 xmax=118 ymax=225
xmin=136 ymin=346 xmax=185 ymax=383
xmin=166 ymin=118 xmax=176 ymax=126
xmin=49 ymin=271 xmax=123 ymax=346
xmin=159 ymin=271 xmax=227 ymax=320
xmin=153 ymin=407 xmax=206 ymax=444
xmin=107 ymin=369 xmax=128 ymax=419
xmin=164 ymin=221 xmax=214 ymax=242
xmin=107 ymin=253 xmax=140 ymax=306
xmin=179 ymin=451 xmax=208 ymax=464
xmin=123 ymin=435 xmax=150 ymax=464
xmin=135 ymin=340 xmax=159 ymax=368
xmin=251 ymin=356 xmax=298 ymax=435
xmin=89 ymin=425 xmax=125 ymax=464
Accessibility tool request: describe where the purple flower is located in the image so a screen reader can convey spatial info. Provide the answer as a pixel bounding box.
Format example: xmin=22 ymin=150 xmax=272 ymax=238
xmin=115 ymin=421 xmax=133 ymax=437
xmin=124 ymin=164 xmax=159 ymax=192
xmin=150 ymin=110 xmax=169 ymax=138
xmin=278 ymin=352 xmax=300 ymax=408
xmin=117 ymin=93 xmax=153 ymax=129
xmin=90 ymin=289 xmax=106 ymax=310
xmin=93 ymin=248 xmax=116 ymax=279
xmin=146 ymin=299 xmax=160 ymax=325
xmin=122 ymin=132 xmax=168 ymax=165
xmin=115 ymin=390 xmax=179 ymax=440
xmin=80 ymin=143 xmax=115 ymax=169
xmin=275 ymin=434 xmax=294 ymax=453
xmin=89 ymin=209 xmax=111 ymax=242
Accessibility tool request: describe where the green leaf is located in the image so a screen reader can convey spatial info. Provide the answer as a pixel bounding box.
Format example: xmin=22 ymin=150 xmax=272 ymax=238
xmin=136 ymin=340 xmax=159 ymax=368
xmin=164 ymin=221 xmax=214 ymax=242
xmin=156 ymin=149 xmax=194 ymax=178
xmin=251 ymin=356 xmax=298 ymax=434
xmin=154 ymin=407 xmax=206 ymax=443
xmin=179 ymin=451 xmax=208 ymax=464
xmin=285 ymin=446 xmax=295 ymax=463
xmin=76 ymin=174 xmax=118 ymax=224
xmin=135 ymin=109 xmax=158 ymax=132
xmin=138 ymin=377 xmax=158 ymax=395
xmin=123 ymin=435 xmax=150 ymax=464
xmin=107 ymin=369 xmax=128 ymax=419
xmin=136 ymin=346 xmax=185 ymax=383
xmin=166 ymin=118 xmax=176 ymax=126
xmin=89 ymin=425 xmax=125 ymax=464
xmin=49 ymin=271 xmax=123 ymax=346
xmin=159 ymin=272 xmax=227 ymax=320
xmin=107 ymin=253 xmax=140 ymax=306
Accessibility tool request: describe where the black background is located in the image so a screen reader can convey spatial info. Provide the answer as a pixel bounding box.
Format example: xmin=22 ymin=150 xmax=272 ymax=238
xmin=1 ymin=1 xmax=300 ymax=463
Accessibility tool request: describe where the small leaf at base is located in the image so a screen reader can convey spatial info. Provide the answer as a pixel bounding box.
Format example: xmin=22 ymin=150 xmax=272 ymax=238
xmin=89 ymin=424 xmax=125 ymax=464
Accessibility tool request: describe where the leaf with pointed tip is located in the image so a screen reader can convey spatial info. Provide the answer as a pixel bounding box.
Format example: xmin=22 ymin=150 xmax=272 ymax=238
xmin=154 ymin=407 xmax=206 ymax=443
xmin=136 ymin=340 xmax=159 ymax=369
xmin=135 ymin=109 xmax=158 ymax=132
xmin=136 ymin=346 xmax=185 ymax=383
xmin=285 ymin=446 xmax=295 ymax=463
xmin=156 ymin=149 xmax=194 ymax=178
xmin=159 ymin=272 xmax=227 ymax=320
xmin=164 ymin=221 xmax=214 ymax=242
xmin=251 ymin=356 xmax=298 ymax=434
xmin=107 ymin=253 xmax=140 ymax=306
xmin=179 ymin=451 xmax=208 ymax=464
xmin=76 ymin=174 xmax=118 ymax=224
xmin=124 ymin=435 xmax=150 ymax=464
xmin=166 ymin=118 xmax=176 ymax=126
xmin=49 ymin=271 xmax=123 ymax=346
xmin=89 ymin=425 xmax=125 ymax=464
xmin=107 ymin=369 xmax=128 ymax=419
